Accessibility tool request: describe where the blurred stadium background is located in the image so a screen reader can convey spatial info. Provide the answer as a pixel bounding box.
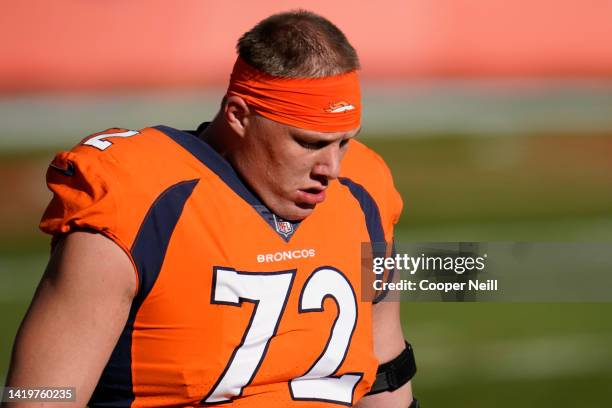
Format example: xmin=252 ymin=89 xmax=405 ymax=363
xmin=1 ymin=1 xmax=611 ymax=406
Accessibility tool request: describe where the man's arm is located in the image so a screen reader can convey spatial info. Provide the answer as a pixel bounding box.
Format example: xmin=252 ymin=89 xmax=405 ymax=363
xmin=4 ymin=231 xmax=135 ymax=407
xmin=356 ymin=299 xmax=414 ymax=407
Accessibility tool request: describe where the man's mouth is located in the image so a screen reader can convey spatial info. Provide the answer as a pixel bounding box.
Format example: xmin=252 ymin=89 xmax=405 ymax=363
xmin=296 ymin=187 xmax=327 ymax=205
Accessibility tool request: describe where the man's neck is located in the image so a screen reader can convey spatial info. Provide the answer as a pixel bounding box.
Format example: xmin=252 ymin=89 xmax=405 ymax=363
xmin=198 ymin=118 xmax=230 ymax=158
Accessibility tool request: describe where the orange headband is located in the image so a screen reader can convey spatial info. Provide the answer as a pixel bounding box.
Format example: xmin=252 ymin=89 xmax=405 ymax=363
xmin=226 ymin=58 xmax=361 ymax=132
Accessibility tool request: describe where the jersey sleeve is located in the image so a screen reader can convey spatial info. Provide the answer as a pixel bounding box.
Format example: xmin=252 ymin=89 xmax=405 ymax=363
xmin=39 ymin=126 xmax=206 ymax=290
xmin=370 ymin=148 xmax=403 ymax=237
xmin=39 ymin=145 xmax=130 ymax=255
xmin=39 ymin=128 xmax=164 ymax=259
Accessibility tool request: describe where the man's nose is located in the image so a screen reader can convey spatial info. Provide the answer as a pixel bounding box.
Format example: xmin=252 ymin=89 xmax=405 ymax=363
xmin=312 ymin=144 xmax=342 ymax=180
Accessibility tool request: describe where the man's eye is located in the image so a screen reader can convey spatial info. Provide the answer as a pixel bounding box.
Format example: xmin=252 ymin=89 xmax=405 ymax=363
xmin=339 ymin=139 xmax=350 ymax=148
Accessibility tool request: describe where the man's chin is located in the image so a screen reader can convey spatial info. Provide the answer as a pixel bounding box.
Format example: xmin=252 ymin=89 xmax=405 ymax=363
xmin=276 ymin=202 xmax=315 ymax=222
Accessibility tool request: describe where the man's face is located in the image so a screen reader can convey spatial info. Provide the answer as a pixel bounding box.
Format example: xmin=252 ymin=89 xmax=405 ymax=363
xmin=230 ymin=114 xmax=360 ymax=221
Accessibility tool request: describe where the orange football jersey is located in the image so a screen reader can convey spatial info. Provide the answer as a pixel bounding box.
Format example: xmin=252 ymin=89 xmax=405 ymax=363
xmin=40 ymin=124 xmax=402 ymax=407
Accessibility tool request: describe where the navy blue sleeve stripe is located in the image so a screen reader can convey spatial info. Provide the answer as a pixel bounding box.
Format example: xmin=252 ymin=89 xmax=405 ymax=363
xmin=89 ymin=178 xmax=199 ymax=408
xmin=338 ymin=177 xmax=391 ymax=304
xmin=131 ymin=178 xmax=200 ymax=302
xmin=338 ymin=177 xmax=385 ymax=244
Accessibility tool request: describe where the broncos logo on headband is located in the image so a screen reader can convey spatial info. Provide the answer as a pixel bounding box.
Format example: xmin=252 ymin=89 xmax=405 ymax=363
xmin=325 ymin=101 xmax=356 ymax=113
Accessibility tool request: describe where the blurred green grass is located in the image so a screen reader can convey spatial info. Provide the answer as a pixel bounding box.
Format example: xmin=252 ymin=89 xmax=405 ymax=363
xmin=366 ymin=134 xmax=612 ymax=230
xmin=404 ymin=302 xmax=612 ymax=406
xmin=1 ymin=133 xmax=611 ymax=406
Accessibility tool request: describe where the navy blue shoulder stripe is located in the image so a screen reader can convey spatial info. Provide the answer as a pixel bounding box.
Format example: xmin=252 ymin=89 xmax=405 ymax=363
xmin=89 ymin=178 xmax=199 ymax=408
xmin=154 ymin=125 xmax=260 ymax=206
xmin=338 ymin=177 xmax=385 ymax=244
xmin=338 ymin=177 xmax=392 ymax=303
xmin=153 ymin=125 xmax=300 ymax=242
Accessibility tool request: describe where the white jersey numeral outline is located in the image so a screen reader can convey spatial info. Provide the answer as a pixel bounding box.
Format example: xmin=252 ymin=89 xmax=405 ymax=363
xmin=83 ymin=130 xmax=139 ymax=151
xmin=202 ymin=266 xmax=361 ymax=406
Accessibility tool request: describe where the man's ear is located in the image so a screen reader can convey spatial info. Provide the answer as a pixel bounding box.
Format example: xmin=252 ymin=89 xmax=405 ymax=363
xmin=223 ymin=95 xmax=250 ymax=137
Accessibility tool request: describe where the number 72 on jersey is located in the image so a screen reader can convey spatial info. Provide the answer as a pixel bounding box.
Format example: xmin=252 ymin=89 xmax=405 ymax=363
xmin=202 ymin=266 xmax=363 ymax=406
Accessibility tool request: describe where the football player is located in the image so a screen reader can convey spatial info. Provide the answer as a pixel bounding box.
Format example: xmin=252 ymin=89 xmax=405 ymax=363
xmin=5 ymin=10 xmax=417 ymax=408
